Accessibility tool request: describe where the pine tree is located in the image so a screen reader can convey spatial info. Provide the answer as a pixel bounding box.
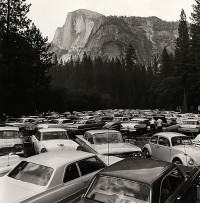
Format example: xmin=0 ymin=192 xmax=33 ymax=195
xmin=124 ymin=43 xmax=138 ymax=108
xmin=159 ymin=47 xmax=174 ymax=79
xmin=189 ymin=0 xmax=200 ymax=106
xmin=174 ymin=9 xmax=190 ymax=112
xmin=0 ymin=0 xmax=52 ymax=114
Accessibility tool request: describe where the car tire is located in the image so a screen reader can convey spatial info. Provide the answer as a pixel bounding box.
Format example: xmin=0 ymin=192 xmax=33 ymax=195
xmin=142 ymin=148 xmax=151 ymax=158
xmin=173 ymin=158 xmax=183 ymax=165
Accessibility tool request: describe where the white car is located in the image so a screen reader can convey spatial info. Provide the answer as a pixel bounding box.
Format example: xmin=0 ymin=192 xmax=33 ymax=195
xmin=76 ymin=129 xmax=142 ymax=158
xmin=0 ymin=151 xmax=107 ymax=203
xmin=120 ymin=118 xmax=149 ymax=133
xmin=36 ymin=118 xmax=74 ymax=129
xmin=0 ymin=126 xmax=24 ymax=155
xmin=179 ymin=119 xmax=200 ymax=130
xmin=5 ymin=117 xmax=35 ymax=129
xmin=142 ymin=132 xmax=200 ymax=166
xmin=0 ymin=154 xmax=22 ymax=177
xmin=31 ymin=128 xmax=79 ymax=154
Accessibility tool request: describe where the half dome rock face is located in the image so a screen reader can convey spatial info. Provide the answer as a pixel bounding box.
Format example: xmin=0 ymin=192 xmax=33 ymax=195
xmin=52 ymin=9 xmax=103 ymax=51
xmin=50 ymin=9 xmax=178 ymax=64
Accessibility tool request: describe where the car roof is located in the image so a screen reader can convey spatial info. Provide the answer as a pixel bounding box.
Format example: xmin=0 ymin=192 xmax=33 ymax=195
xmin=23 ymin=151 xmax=96 ymax=168
xmin=86 ymin=129 xmax=119 ymax=134
xmin=153 ymin=132 xmax=186 ymax=138
xmin=0 ymin=126 xmax=19 ymax=131
xmin=38 ymin=128 xmax=66 ymax=132
xmin=99 ymin=158 xmax=175 ymax=186
xmin=131 ymin=118 xmax=149 ymax=121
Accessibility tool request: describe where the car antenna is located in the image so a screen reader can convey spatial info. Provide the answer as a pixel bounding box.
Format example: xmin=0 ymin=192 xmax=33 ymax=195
xmin=107 ymin=128 xmax=109 ymax=166
xmin=183 ymin=138 xmax=187 ymax=164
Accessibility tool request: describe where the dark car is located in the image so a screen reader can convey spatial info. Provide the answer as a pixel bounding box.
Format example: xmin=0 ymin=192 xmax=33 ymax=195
xmin=66 ymin=119 xmax=105 ymax=137
xmin=77 ymin=158 xmax=199 ymax=203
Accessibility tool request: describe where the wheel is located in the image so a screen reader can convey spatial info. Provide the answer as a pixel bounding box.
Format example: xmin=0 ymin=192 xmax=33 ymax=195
xmin=173 ymin=158 xmax=182 ymax=165
xmin=142 ymin=148 xmax=151 ymax=158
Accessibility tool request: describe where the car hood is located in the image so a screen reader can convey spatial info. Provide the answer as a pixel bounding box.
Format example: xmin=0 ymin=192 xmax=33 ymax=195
xmin=121 ymin=123 xmax=138 ymax=128
xmin=0 ymin=139 xmax=22 ymax=148
xmin=0 ymin=155 xmax=22 ymax=176
xmin=40 ymin=139 xmax=79 ymax=151
xmin=97 ymin=154 xmax=123 ymax=166
xmin=0 ymin=177 xmax=44 ymax=203
xmin=92 ymin=143 xmax=141 ymax=155
xmin=173 ymin=145 xmax=200 ymax=163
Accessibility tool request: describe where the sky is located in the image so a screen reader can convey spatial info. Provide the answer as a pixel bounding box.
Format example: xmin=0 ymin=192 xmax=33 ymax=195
xmin=26 ymin=0 xmax=195 ymax=42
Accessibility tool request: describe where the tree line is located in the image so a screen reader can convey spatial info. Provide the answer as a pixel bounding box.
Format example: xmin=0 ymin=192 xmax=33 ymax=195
xmin=1 ymin=0 xmax=200 ymax=116
xmin=49 ymin=0 xmax=200 ymax=113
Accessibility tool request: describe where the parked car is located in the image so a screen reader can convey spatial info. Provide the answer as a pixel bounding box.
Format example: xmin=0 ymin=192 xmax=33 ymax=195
xmin=179 ymin=119 xmax=200 ymax=131
xmin=102 ymin=121 xmax=121 ymax=131
xmin=4 ymin=118 xmax=18 ymax=123
xmin=31 ymin=128 xmax=79 ymax=154
xmin=120 ymin=118 xmax=150 ymax=133
xmin=142 ymin=132 xmax=200 ymax=166
xmin=0 ymin=151 xmax=107 ymax=203
xmin=0 ymin=154 xmax=22 ymax=177
xmin=0 ymin=126 xmax=24 ymax=155
xmin=75 ymin=129 xmax=142 ymax=158
xmin=66 ymin=119 xmax=105 ymax=135
xmin=5 ymin=117 xmax=36 ymax=130
xmin=36 ymin=118 xmax=74 ymax=129
xmin=77 ymin=158 xmax=199 ymax=203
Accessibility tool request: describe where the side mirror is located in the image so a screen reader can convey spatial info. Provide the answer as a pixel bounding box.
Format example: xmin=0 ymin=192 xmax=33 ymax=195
xmin=76 ymin=146 xmax=82 ymax=151
xmin=185 ymin=171 xmax=191 ymax=179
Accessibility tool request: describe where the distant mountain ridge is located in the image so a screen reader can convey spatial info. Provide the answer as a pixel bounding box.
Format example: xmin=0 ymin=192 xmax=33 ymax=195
xmin=50 ymin=9 xmax=178 ymax=64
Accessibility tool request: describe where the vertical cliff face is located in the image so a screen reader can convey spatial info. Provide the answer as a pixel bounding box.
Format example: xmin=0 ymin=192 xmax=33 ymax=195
xmin=50 ymin=9 xmax=178 ymax=64
xmin=52 ymin=9 xmax=103 ymax=57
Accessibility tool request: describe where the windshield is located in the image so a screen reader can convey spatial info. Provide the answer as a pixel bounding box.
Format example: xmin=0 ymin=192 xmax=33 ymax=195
xmin=49 ymin=120 xmax=59 ymax=124
xmin=16 ymin=119 xmax=24 ymax=123
xmin=8 ymin=161 xmax=53 ymax=186
xmin=112 ymin=118 xmax=122 ymax=122
xmin=75 ymin=120 xmax=86 ymax=124
xmin=42 ymin=131 xmax=68 ymax=140
xmin=171 ymin=136 xmax=192 ymax=146
xmin=86 ymin=175 xmax=150 ymax=203
xmin=0 ymin=131 xmax=20 ymax=139
xmin=93 ymin=132 xmax=124 ymax=144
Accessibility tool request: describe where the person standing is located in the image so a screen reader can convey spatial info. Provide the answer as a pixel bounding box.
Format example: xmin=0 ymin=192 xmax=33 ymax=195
xmin=150 ymin=117 xmax=156 ymax=133
xmin=157 ymin=118 xmax=163 ymax=132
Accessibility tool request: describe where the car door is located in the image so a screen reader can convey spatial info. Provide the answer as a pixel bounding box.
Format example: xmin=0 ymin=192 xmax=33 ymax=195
xmin=163 ymin=167 xmax=199 ymax=203
xmin=55 ymin=163 xmax=85 ymax=203
xmin=77 ymin=156 xmax=106 ymax=189
xmin=26 ymin=163 xmax=85 ymax=203
xmin=149 ymin=135 xmax=158 ymax=158
xmin=32 ymin=131 xmax=41 ymax=153
xmin=157 ymin=136 xmax=171 ymax=162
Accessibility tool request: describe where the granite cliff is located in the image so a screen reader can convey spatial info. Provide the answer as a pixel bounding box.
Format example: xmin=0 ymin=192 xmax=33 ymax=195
xmin=50 ymin=9 xmax=178 ymax=64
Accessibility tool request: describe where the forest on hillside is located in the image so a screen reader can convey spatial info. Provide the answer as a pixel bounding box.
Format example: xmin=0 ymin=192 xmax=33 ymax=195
xmin=1 ymin=0 xmax=200 ymax=116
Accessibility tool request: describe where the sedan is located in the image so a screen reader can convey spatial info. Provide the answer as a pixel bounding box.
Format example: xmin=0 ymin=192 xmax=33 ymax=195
xmin=0 ymin=151 xmax=107 ymax=203
xmin=31 ymin=128 xmax=79 ymax=154
xmin=75 ymin=129 xmax=142 ymax=158
xmin=77 ymin=158 xmax=199 ymax=203
xmin=143 ymin=132 xmax=200 ymax=166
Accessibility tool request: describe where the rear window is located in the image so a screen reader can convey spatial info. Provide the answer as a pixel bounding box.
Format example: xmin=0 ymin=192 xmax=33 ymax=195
xmin=42 ymin=131 xmax=68 ymax=140
xmin=8 ymin=161 xmax=53 ymax=186
xmin=0 ymin=131 xmax=20 ymax=139
xmin=86 ymin=175 xmax=150 ymax=203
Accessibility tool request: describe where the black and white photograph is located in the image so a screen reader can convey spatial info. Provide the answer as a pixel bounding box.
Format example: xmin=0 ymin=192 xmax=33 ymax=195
xmin=1 ymin=0 xmax=200 ymax=202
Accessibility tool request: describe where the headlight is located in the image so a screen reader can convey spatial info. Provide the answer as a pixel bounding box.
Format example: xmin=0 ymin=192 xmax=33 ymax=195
xmin=14 ymin=144 xmax=23 ymax=149
xmin=132 ymin=151 xmax=142 ymax=157
xmin=41 ymin=148 xmax=47 ymax=153
xmin=188 ymin=158 xmax=194 ymax=165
